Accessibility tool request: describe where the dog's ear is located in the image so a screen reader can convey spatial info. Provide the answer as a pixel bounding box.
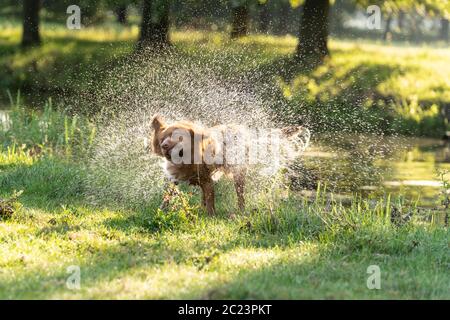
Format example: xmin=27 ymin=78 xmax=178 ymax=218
xmin=150 ymin=115 xmax=166 ymax=157
xmin=281 ymin=126 xmax=311 ymax=155
xmin=151 ymin=114 xmax=165 ymax=132
xmin=281 ymin=126 xmax=298 ymax=137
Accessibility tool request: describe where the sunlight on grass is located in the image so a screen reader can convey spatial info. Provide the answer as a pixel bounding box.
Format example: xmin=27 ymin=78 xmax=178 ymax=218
xmin=0 ymin=162 xmax=448 ymax=299
xmin=0 ymin=145 xmax=34 ymax=167
xmin=2 ymin=22 xmax=450 ymax=111
xmin=340 ymin=40 xmax=450 ymax=103
xmin=0 ymin=20 xmax=139 ymax=44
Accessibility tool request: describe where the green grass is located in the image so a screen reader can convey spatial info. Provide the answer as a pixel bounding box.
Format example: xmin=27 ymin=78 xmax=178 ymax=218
xmin=0 ymin=19 xmax=449 ymax=135
xmin=0 ymin=20 xmax=449 ymax=299
xmin=0 ymin=154 xmax=448 ymax=299
xmin=0 ymin=103 xmax=448 ymax=299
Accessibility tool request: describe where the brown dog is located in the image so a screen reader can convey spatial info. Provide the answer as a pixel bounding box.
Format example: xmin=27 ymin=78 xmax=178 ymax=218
xmin=150 ymin=115 xmax=309 ymax=215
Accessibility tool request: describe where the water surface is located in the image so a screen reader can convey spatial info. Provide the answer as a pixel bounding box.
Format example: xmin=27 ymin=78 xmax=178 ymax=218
xmin=304 ymin=134 xmax=449 ymax=207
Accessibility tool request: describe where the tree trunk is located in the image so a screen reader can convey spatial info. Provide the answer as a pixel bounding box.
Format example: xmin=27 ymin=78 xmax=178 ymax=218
xmin=398 ymin=10 xmax=405 ymax=31
xmin=440 ymin=18 xmax=449 ymax=42
xmin=231 ymin=5 xmax=249 ymax=38
xmin=295 ymin=0 xmax=330 ymax=62
xmin=258 ymin=2 xmax=270 ymax=33
xmin=330 ymin=2 xmax=344 ymax=35
xmin=278 ymin=2 xmax=290 ymax=35
xmin=138 ymin=0 xmax=170 ymax=50
xmin=383 ymin=14 xmax=392 ymax=41
xmin=22 ymin=0 xmax=41 ymax=47
xmin=115 ymin=5 xmax=127 ymax=25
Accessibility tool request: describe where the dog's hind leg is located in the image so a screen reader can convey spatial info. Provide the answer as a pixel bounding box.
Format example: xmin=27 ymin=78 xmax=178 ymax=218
xmin=200 ymin=180 xmax=216 ymax=215
xmin=200 ymin=186 xmax=207 ymax=208
xmin=233 ymin=169 xmax=246 ymax=212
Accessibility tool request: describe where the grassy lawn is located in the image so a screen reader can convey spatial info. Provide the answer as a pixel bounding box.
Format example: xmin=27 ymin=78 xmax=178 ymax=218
xmin=0 ymin=20 xmax=449 ymax=299
xmin=0 ymin=152 xmax=448 ymax=299
xmin=0 ymin=105 xmax=448 ymax=300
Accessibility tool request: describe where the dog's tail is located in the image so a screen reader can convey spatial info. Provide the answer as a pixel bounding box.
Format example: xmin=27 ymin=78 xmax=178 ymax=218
xmin=281 ymin=126 xmax=311 ymax=158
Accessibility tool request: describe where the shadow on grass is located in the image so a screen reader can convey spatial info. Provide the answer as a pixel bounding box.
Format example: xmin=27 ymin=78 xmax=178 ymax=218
xmin=0 ymin=239 xmax=194 ymax=299
xmin=0 ymin=156 xmax=448 ymax=298
xmin=1 ymin=218 xmax=448 ymax=299
xmin=205 ymin=242 xmax=449 ymax=299
xmin=249 ymin=53 xmax=447 ymax=136
xmin=0 ymin=36 xmax=135 ymax=104
xmin=0 ymin=158 xmax=85 ymax=209
xmin=0 ymin=207 xmax=332 ymax=299
xmin=255 ymin=52 xmax=403 ymax=105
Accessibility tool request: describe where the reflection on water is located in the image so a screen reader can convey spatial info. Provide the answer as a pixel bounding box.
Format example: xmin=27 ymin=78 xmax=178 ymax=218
xmin=302 ymin=134 xmax=450 ymax=207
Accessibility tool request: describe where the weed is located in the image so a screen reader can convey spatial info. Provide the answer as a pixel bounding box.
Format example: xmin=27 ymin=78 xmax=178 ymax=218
xmin=148 ymin=184 xmax=199 ymax=232
xmin=0 ymin=190 xmax=22 ymax=219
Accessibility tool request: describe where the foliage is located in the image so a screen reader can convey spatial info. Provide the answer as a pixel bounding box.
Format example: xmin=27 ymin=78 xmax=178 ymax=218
xmin=0 ymin=22 xmax=449 ymax=136
xmin=355 ymin=0 xmax=450 ymax=17
xmin=0 ymin=144 xmax=35 ymax=168
xmin=1 ymin=92 xmax=96 ymax=158
xmin=0 ymin=190 xmax=22 ymax=220
xmin=149 ymin=184 xmax=200 ymax=232
xmin=438 ymin=169 xmax=449 ymax=226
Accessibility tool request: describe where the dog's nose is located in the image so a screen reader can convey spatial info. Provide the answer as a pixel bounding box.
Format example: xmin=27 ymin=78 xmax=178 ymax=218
xmin=161 ymin=142 xmax=170 ymax=150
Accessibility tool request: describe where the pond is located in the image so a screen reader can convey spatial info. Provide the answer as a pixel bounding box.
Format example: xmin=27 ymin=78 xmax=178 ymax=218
xmin=302 ymin=134 xmax=450 ymax=208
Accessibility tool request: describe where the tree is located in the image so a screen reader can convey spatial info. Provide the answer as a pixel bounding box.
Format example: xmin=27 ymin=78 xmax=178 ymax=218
xmin=293 ymin=0 xmax=406 ymax=62
xmin=231 ymin=1 xmax=250 ymax=38
xmin=440 ymin=18 xmax=449 ymax=42
xmin=295 ymin=0 xmax=330 ymax=62
xmin=115 ymin=5 xmax=127 ymax=24
xmin=420 ymin=0 xmax=450 ymax=41
xmin=138 ymin=0 xmax=171 ymax=50
xmin=22 ymin=0 xmax=41 ymax=47
xmin=383 ymin=13 xmax=393 ymax=41
xmin=277 ymin=1 xmax=291 ymax=34
xmin=356 ymin=0 xmax=450 ymax=41
xmin=105 ymin=0 xmax=136 ymax=25
xmin=257 ymin=0 xmax=270 ymax=33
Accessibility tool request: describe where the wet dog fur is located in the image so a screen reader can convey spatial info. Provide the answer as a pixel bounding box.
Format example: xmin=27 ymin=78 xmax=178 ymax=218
xmin=150 ymin=114 xmax=308 ymax=215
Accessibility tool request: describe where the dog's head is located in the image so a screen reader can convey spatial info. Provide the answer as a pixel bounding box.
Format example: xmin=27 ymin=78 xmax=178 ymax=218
xmin=150 ymin=115 xmax=210 ymax=164
xmin=280 ymin=125 xmax=310 ymax=157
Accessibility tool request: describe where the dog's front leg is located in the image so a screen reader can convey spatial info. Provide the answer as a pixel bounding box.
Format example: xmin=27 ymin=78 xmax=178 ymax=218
xmin=160 ymin=182 xmax=180 ymax=211
xmin=200 ymin=181 xmax=216 ymax=215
